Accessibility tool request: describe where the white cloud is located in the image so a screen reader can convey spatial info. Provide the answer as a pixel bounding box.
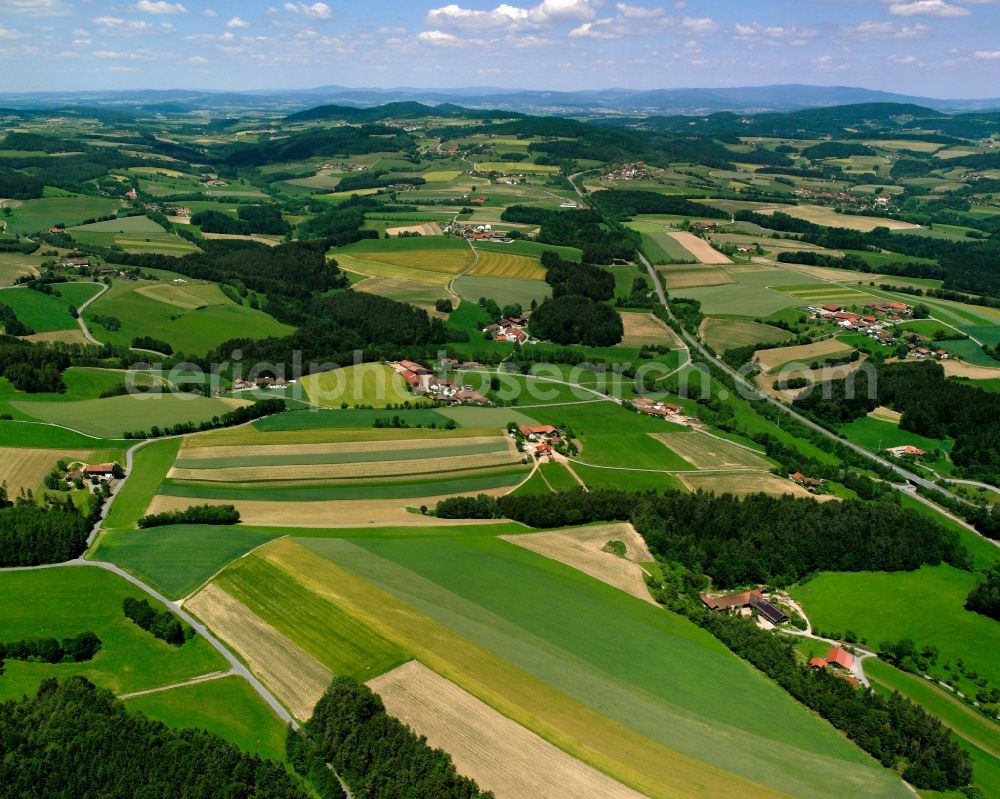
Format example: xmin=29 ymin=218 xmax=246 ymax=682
xmin=202 ymin=9 xmax=217 ymax=16
xmin=734 ymin=22 xmax=818 ymax=45
xmin=887 ymin=0 xmax=969 ymax=17
xmin=842 ymin=20 xmax=931 ymax=39
xmin=681 ymin=16 xmax=716 ymax=34
xmin=226 ymin=16 xmax=250 ymax=28
xmin=426 ymin=0 xmax=600 ymax=31
xmin=889 ymin=53 xmax=919 ymax=64
xmin=0 ymin=1 xmax=68 ymax=16
xmin=0 ymin=26 xmax=25 ymax=39
xmin=813 ymin=54 xmax=833 ymax=65
xmin=135 ymin=1 xmax=186 ymax=14
xmin=284 ymin=2 xmax=332 ymax=18
xmin=975 ymin=49 xmax=1000 ymax=58
xmin=417 ymin=29 xmax=464 ymax=45
xmin=188 ymin=54 xmax=208 ymax=62
xmin=94 ymin=16 xmax=153 ymax=31
xmin=570 ymin=19 xmax=620 ymax=38
xmin=615 ymin=3 xmax=667 ymax=18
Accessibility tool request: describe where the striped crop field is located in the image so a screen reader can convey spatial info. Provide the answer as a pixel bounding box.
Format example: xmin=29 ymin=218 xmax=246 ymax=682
xmin=468 ymin=250 xmax=546 ymax=280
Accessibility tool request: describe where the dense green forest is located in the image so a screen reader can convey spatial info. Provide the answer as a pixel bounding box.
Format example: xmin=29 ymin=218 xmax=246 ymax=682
xmin=528 ymin=295 xmax=623 ymax=347
xmin=965 ymin=564 xmax=1000 ymax=621
xmin=435 ymin=488 xmax=968 ymax=586
xmin=541 ymin=252 xmax=615 ymax=301
xmin=290 ymin=677 xmax=492 ymax=799
xmin=122 ymin=597 xmax=192 ymax=646
xmin=0 ymin=678 xmax=310 ymax=798
xmin=0 ymin=492 xmax=95 ymax=567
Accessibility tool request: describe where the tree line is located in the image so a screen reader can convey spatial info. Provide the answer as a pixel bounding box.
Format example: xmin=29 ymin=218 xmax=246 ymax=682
xmin=123 ymin=398 xmax=285 ymax=440
xmin=590 ymin=189 xmax=729 ymax=220
xmin=138 ymin=503 xmax=240 ymax=528
xmin=289 ymin=676 xmax=493 ymax=799
xmin=0 ymin=631 xmax=101 ymax=671
xmin=0 ymin=677 xmax=311 ymax=798
xmin=965 ymin=563 xmax=1000 ymax=621
xmin=122 ymin=597 xmax=193 ymax=647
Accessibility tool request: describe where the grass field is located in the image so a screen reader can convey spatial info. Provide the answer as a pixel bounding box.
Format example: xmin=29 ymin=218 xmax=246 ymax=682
xmin=774 ymin=283 xmax=875 ymax=306
xmin=300 ymin=363 xmax=417 ymax=409
xmin=124 ymin=675 xmax=290 ymax=762
xmin=792 ymin=566 xmax=1000 ymax=693
xmin=101 ymin=438 xmax=180 ymax=530
xmin=0 ymin=251 xmax=41 ymax=285
xmin=676 ymin=471 xmax=814 ymax=498
xmin=453 ymin=274 xmax=550 ymax=307
xmin=755 ymin=338 xmax=856 ymax=373
xmin=83 ymin=276 xmax=293 ymax=355
xmin=473 ymin=239 xmax=582 ymax=261
xmin=0 ymin=446 xmax=89 ymax=494
xmin=654 ymin=430 xmax=773 ymax=470
xmin=839 ymin=415 xmax=950 ymax=455
xmin=468 ymin=249 xmax=546 ymax=280
xmin=662 ymin=265 xmax=734 ymax=289
xmin=619 ymin=312 xmax=681 ymax=347
xmin=4 ymin=196 xmax=122 ymax=235
xmin=701 ymin=318 xmax=793 ymax=351
xmin=0 ymin=282 xmax=101 ymax=333
xmin=677 ymin=268 xmax=817 ymax=316
xmin=259 ymin=536 xmax=908 ymax=798
xmin=13 ymin=393 xmax=249 ymax=439
xmin=346 ymin=247 xmax=473 ymax=275
xmin=70 ymin=215 xmax=165 ymax=234
xmin=476 ymin=161 xmax=559 ymax=173
xmin=0 ymin=566 xmax=226 ymax=701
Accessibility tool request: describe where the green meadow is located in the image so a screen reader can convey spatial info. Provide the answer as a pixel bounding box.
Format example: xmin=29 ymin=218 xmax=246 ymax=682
xmin=0 ymin=566 xmax=226 ymax=700
xmin=0 ymin=282 xmax=101 ymax=332
xmin=101 ymin=438 xmax=180 ymax=530
xmin=4 ymin=196 xmax=121 ymax=235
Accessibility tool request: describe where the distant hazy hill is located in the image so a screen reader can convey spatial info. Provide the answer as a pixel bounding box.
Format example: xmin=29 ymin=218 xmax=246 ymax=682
xmin=285 ymin=101 xmax=523 ymax=123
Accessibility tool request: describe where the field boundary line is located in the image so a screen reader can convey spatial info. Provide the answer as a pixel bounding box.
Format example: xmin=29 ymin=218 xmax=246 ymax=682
xmin=118 ymin=669 xmax=233 ymax=700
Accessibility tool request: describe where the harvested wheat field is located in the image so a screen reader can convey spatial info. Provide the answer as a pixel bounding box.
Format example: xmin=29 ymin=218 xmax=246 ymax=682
xmin=868 ymin=406 xmax=902 ymax=424
xmin=169 ymin=451 xmax=513 ymax=483
xmin=352 ymin=248 xmax=473 ymax=274
xmin=368 ymin=661 xmax=646 ymax=799
xmin=667 ymin=232 xmax=731 ymax=264
xmin=942 ymin=360 xmax=1000 ymax=380
xmin=186 ymin=583 xmax=331 ymax=720
xmin=200 ymin=233 xmax=281 ymax=246
xmin=500 ymin=523 xmax=654 ymax=604
xmin=177 ymin=435 xmax=503 ymax=462
xmin=772 ymin=204 xmax=919 ymax=232
xmin=385 ymin=222 xmax=443 ymax=236
xmin=620 ymin=312 xmax=682 ymax=348
xmin=677 ymin=471 xmax=822 ymax=499
xmin=145 ymin=492 xmax=511 ymax=527
xmin=754 ymin=338 xmax=855 ymax=373
xmin=0 ymin=447 xmax=90 ymax=494
xmin=654 ymin=431 xmax=771 ymax=471
xmin=24 ymin=329 xmax=90 ymax=345
xmin=662 ymin=265 xmax=733 ymax=290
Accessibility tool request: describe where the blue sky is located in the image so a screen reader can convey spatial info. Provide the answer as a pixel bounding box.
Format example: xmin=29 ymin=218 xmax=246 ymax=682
xmin=1 ymin=0 xmax=998 ymax=96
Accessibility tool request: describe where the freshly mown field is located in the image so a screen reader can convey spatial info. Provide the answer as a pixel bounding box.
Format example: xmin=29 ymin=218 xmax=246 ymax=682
xmin=0 ymin=282 xmax=101 ymax=333
xmin=773 ymin=283 xmax=875 ymax=307
xmin=676 ymin=471 xmax=815 ymax=498
xmin=700 ymin=318 xmax=793 ymax=351
xmin=662 ymin=265 xmax=734 ymax=289
xmin=300 ymin=363 xmax=417 ymax=409
xmin=654 ymin=430 xmax=773 ymax=471
xmin=83 ymin=276 xmax=293 ymax=354
xmin=619 ymin=312 xmax=682 ymax=347
xmin=69 ymin=215 xmax=166 ymax=234
xmin=124 ymin=675 xmax=290 ymax=763
xmin=13 ymin=393 xmax=250 ymax=439
xmin=0 ymin=566 xmax=226 ymax=701
xmin=0 ymin=446 xmax=90 ymax=494
xmin=247 ymin=535 xmax=908 ymax=799
xmin=755 ymin=338 xmax=856 ymax=373
xmin=453 ymin=274 xmax=550 ymax=308
xmin=667 ymin=231 xmax=731 ymax=264
xmin=0 ymin=251 xmax=41 ymax=285
xmin=468 ymin=250 xmax=546 ymax=280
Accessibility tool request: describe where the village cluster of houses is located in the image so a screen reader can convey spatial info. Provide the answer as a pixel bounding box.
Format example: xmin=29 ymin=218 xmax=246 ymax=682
xmin=792 ymin=187 xmax=894 ymax=213
xmin=514 ymin=423 xmax=562 ymax=457
xmin=483 ymin=316 xmax=536 ymax=345
xmin=393 ymin=360 xmax=491 ymax=405
xmin=601 ymin=162 xmax=651 ymax=181
xmin=629 ymin=397 xmax=698 ymax=426
xmin=231 ymin=377 xmax=292 ymax=391
xmin=810 ymin=301 xmax=914 ymax=345
xmin=448 ymin=222 xmax=515 ymax=244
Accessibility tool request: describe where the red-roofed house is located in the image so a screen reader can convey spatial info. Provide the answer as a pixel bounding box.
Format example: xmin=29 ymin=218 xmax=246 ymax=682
xmin=518 ymin=424 xmax=557 ymax=439
xmin=826 ymin=646 xmax=854 ymax=670
xmin=700 ymin=589 xmax=763 ymax=611
xmin=809 ymin=657 xmax=828 ymax=669
xmin=398 ymin=359 xmax=430 ymax=375
xmin=822 ymin=303 xmax=841 ymax=313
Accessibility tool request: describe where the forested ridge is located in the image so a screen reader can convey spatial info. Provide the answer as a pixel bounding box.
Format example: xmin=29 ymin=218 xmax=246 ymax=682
xmin=0 ymin=678 xmax=310 ymax=799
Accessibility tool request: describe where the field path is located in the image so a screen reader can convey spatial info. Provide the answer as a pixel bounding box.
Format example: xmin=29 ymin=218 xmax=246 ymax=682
xmin=74 ymin=281 xmax=109 ymax=345
xmin=118 ymin=669 xmax=233 ymax=700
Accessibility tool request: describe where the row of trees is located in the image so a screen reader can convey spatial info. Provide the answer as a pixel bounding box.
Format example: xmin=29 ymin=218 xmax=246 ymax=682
xmin=290 ymin=677 xmax=493 ymax=799
xmin=0 ymin=632 xmax=101 ymax=667
xmin=0 ymin=302 xmax=34 ymax=337
xmin=138 ymin=503 xmax=240 ymax=528
xmin=123 ymin=398 xmax=285 ymax=439
xmin=0 ymin=678 xmax=311 ymax=798
xmin=122 ymin=597 xmax=192 ymax=647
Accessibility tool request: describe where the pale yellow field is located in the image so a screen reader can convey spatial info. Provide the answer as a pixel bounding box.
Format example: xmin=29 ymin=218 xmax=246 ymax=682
xmin=654 ymin=431 xmax=771 ymax=471
xmin=0 ymin=447 xmax=90 ymax=494
xmin=369 ymin=661 xmax=647 ymax=799
xmin=761 ymin=204 xmax=919 ymax=232
xmin=677 ymin=471 xmax=820 ymax=499
xmin=500 ymin=523 xmax=654 ymax=604
xmin=662 ymin=265 xmax=734 ymax=289
xmin=185 ymin=583 xmax=331 ymax=720
xmin=755 ymin=338 xmax=856 ymax=373
xmin=942 ymin=360 xmax=1000 ymax=380
xmin=468 ymin=250 xmax=546 ymax=280
xmin=168 ymin=451 xmax=514 ymax=482
xmin=385 ymin=222 xmax=443 ymax=236
xmin=129 ymin=166 xmax=190 ymax=178
xmin=868 ymin=406 xmax=902 ymax=424
xmin=421 ymin=170 xmax=463 ymax=181
xmin=24 ymin=329 xmax=90 ymax=345
xmin=352 ymin=248 xmax=473 ymax=275
xmin=178 ymin=434 xmax=502 ymax=462
xmin=336 ymin=253 xmax=453 ymax=286
xmin=145 ymin=491 xmax=513 ymax=527
xmin=184 ymin=425 xmax=499 ymax=448
xmin=135 ymin=282 xmax=228 ymax=309
xmin=667 ymin=232 xmax=732 ymax=264
xmin=476 ymin=162 xmax=559 ymax=174
xmin=200 ymin=233 xmax=281 ymax=247
xmin=620 ymin=312 xmax=682 ymax=348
